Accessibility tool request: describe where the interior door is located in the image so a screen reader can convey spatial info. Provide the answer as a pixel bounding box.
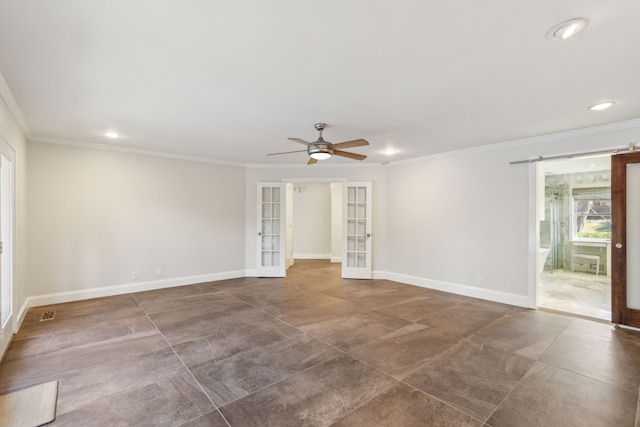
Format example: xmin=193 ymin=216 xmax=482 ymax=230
xmin=256 ymin=183 xmax=286 ymax=277
xmin=342 ymin=182 xmax=372 ymax=279
xmin=0 ymin=154 xmax=12 ymax=357
xmin=611 ymin=152 xmax=640 ymax=327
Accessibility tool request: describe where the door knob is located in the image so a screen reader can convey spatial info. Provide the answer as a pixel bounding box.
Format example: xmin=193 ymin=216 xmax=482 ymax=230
xmin=366 ymin=233 xmax=371 ymax=238
xmin=258 ymin=232 xmax=262 ymax=236
xmin=615 ymin=243 xmax=623 ymax=249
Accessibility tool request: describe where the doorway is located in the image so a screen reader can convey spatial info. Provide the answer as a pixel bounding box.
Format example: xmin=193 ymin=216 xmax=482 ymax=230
xmin=537 ymin=155 xmax=612 ymax=320
xmin=287 ymin=182 xmax=343 ymax=267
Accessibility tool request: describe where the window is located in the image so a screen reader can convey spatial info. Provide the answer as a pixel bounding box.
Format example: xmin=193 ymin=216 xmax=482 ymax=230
xmin=573 ymin=187 xmax=611 ymax=239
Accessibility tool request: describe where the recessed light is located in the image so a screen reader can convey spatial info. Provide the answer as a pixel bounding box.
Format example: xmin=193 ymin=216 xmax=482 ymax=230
xmin=102 ymin=131 xmax=121 ymax=138
xmin=382 ymin=148 xmax=398 ymax=155
xmin=546 ymin=18 xmax=587 ymax=40
xmin=589 ymin=102 xmax=614 ymax=111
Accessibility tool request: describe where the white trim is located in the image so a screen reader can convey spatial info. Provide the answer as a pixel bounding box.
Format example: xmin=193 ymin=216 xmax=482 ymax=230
xmin=282 ymin=177 xmax=347 ymax=183
xmin=293 ymin=253 xmax=331 ymax=260
xmin=384 ymin=271 xmax=529 ymax=308
xmin=245 ymin=162 xmax=385 ymax=169
xmin=16 ymin=270 xmax=245 ymax=326
xmin=0 ymin=70 xmax=30 ymax=137
xmin=387 ymin=118 xmax=640 ymax=167
xmin=331 ymin=257 xmax=342 ymax=263
xmin=29 ymin=135 xmax=244 ymax=167
xmin=528 ymin=162 xmax=540 ymax=309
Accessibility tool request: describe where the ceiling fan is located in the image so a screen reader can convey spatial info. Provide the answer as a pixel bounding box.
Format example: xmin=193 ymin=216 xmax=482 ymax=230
xmin=267 ymin=123 xmax=369 ymax=165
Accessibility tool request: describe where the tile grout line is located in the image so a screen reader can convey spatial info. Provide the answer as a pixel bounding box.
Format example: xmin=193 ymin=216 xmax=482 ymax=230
xmin=482 ymin=314 xmax=575 ymax=424
xmin=130 ymin=292 xmax=233 ymax=427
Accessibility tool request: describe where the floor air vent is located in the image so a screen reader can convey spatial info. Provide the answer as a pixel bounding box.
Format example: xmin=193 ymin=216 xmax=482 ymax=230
xmin=40 ymin=310 xmax=56 ymax=321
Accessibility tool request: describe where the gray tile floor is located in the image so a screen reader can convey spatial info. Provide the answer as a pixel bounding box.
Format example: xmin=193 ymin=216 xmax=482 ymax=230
xmin=1 ymin=260 xmax=639 ymax=426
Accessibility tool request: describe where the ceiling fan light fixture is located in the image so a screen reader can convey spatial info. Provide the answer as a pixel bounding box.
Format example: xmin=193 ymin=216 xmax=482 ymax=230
xmin=308 ymin=143 xmax=333 ymax=160
xmin=310 ymin=151 xmax=332 ymax=160
xmin=546 ymin=18 xmax=587 ymax=40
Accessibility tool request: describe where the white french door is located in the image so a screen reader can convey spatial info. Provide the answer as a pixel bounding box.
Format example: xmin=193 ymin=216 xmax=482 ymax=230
xmin=342 ymin=182 xmax=372 ymax=279
xmin=0 ymin=149 xmax=13 ymax=357
xmin=256 ymin=183 xmax=286 ymax=277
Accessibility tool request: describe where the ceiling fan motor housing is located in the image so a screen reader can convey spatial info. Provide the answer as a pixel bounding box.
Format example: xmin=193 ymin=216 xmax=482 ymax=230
xmin=308 ymin=141 xmax=334 ymax=159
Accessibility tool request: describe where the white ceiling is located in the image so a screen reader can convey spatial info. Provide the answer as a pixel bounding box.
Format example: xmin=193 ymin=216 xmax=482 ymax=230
xmin=1 ymin=1 xmax=639 ymax=165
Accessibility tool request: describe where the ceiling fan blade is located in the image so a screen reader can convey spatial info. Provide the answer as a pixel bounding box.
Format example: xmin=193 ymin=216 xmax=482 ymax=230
xmin=267 ymin=149 xmax=308 ymax=156
xmin=332 ymin=139 xmax=369 ymax=149
xmin=288 ymin=138 xmax=311 ymax=146
xmin=307 ymin=158 xmax=318 ymax=165
xmin=334 ymin=150 xmax=367 ymax=161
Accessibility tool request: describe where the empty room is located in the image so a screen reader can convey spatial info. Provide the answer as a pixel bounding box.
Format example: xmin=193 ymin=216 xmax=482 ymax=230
xmin=0 ymin=2 xmax=640 ymax=426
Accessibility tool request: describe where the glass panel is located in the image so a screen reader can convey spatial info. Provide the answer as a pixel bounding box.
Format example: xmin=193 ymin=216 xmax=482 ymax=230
xmin=348 ymin=187 xmax=356 ymax=203
xmin=357 ymin=187 xmax=366 ymax=202
xmin=272 ymin=235 xmax=280 ymax=250
xmin=262 ymin=187 xmax=271 ymax=202
xmin=272 ymin=251 xmax=280 ymax=266
xmin=357 ymin=220 xmax=366 ymax=236
xmin=348 ymin=203 xmax=356 ymax=219
xmin=272 ymin=203 xmax=280 ymax=219
xmin=262 ymin=251 xmax=271 ymax=267
xmin=272 ymin=188 xmax=280 ymax=203
xmin=262 ymin=203 xmax=271 ymax=219
xmin=357 ymin=203 xmax=366 ymax=218
xmin=628 ymin=163 xmax=640 ymax=309
xmin=357 ymin=253 xmax=366 ymax=268
xmin=347 ymin=252 xmax=356 ymax=268
xmin=347 ymin=220 xmax=356 ymax=235
xmin=357 ymin=237 xmax=366 ymax=251
xmin=347 ymin=236 xmax=356 ymax=251
xmin=262 ymin=235 xmax=272 ymax=250
xmin=261 ymin=220 xmax=271 ymax=234
xmin=272 ymin=219 xmax=280 ymax=234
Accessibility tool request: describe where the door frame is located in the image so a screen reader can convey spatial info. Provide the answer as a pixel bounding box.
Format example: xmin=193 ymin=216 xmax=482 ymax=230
xmin=0 ymin=135 xmax=15 ymax=358
xmin=611 ymin=152 xmax=640 ymax=327
xmin=342 ymin=181 xmax=372 ymax=279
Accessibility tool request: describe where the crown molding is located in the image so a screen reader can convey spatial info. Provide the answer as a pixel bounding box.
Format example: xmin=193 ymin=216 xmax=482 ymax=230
xmin=0 ymin=69 xmax=30 ymax=137
xmin=387 ymin=118 xmax=640 ymax=167
xmin=244 ymin=161 xmax=384 ymax=169
xmin=29 ymin=135 xmax=245 ymax=167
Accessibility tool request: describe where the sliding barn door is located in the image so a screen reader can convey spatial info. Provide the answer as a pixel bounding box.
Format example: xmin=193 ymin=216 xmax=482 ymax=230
xmin=342 ymin=182 xmax=372 ymax=279
xmin=611 ymin=152 xmax=640 ymax=327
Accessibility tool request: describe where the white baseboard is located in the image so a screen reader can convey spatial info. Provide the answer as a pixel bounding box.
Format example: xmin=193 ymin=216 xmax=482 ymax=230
xmin=293 ymin=253 xmax=331 ymax=260
xmin=18 ymin=270 xmax=246 ymax=323
xmin=383 ymin=271 xmax=529 ymax=308
xmin=330 ymin=257 xmax=342 ymax=263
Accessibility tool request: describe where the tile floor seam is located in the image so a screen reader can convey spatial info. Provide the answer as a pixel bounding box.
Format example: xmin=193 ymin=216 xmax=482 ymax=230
xmin=479 ymin=318 xmax=572 ymax=424
xmin=276 ymin=317 xmax=403 ymax=382
xmin=142 ymin=307 xmax=231 ymax=427
xmin=537 ymin=354 xmax=640 ymax=395
xmin=401 ymin=380 xmax=487 ymax=425
xmin=326 ymin=380 xmax=402 ymax=426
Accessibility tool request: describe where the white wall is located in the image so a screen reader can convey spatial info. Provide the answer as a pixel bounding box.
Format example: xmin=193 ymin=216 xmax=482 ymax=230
xmin=385 ymin=121 xmax=640 ymax=307
xmin=330 ymin=182 xmax=342 ymax=262
xmin=245 ymin=164 xmax=386 ymax=274
xmin=0 ymin=86 xmax=28 ymax=354
xmin=292 ymin=182 xmax=331 ymax=259
xmin=26 ymin=142 xmax=246 ymax=304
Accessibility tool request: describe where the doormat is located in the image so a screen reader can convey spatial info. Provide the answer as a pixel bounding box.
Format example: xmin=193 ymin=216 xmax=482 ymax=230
xmin=0 ymin=380 xmax=58 ymax=426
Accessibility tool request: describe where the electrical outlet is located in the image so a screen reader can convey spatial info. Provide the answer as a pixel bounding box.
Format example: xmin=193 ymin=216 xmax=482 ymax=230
xmin=478 ymin=276 xmax=485 ymax=287
xmin=133 ymin=271 xmax=139 ymax=280
xmin=155 ymin=268 xmax=162 ymax=277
